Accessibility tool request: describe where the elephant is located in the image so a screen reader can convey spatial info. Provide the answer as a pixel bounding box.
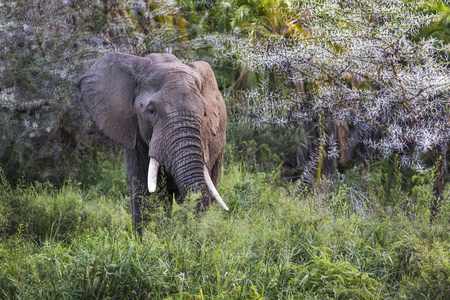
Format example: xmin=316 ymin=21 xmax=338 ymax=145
xmin=77 ymin=52 xmax=228 ymax=235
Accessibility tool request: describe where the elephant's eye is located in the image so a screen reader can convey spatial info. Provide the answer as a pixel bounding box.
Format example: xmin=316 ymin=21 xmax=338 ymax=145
xmin=147 ymin=106 xmax=156 ymax=115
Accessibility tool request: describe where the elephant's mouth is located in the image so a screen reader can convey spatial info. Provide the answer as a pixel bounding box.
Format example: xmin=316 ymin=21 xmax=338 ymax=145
xmin=146 ymin=157 xmax=229 ymax=211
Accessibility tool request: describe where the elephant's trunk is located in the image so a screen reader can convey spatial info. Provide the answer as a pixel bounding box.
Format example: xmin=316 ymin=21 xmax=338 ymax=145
xmin=166 ymin=131 xmax=210 ymax=210
xmin=149 ymin=114 xmax=228 ymax=211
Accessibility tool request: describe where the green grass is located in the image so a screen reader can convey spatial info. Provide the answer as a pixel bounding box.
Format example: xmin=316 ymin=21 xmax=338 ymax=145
xmin=0 ymin=157 xmax=449 ymax=299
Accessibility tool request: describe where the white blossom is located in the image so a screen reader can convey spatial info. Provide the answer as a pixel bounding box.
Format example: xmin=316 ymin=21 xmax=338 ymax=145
xmin=222 ymin=0 xmax=449 ymax=170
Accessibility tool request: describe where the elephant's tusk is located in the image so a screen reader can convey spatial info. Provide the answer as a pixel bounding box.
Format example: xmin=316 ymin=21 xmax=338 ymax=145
xmin=204 ymin=166 xmax=229 ymax=211
xmin=148 ymin=158 xmax=159 ymax=193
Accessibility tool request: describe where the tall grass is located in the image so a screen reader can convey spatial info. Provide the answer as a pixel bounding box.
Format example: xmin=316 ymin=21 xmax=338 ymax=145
xmin=0 ymin=155 xmax=449 ymax=299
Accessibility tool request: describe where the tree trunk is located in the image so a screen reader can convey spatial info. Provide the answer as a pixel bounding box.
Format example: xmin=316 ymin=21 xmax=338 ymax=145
xmin=428 ymin=145 xmax=446 ymax=222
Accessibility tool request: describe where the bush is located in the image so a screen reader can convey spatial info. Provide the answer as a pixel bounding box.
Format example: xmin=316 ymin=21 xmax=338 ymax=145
xmin=290 ymin=247 xmax=381 ymax=299
xmin=0 ymin=167 xmax=130 ymax=241
xmin=225 ymin=117 xmax=306 ymax=177
xmin=1 ymin=159 xmax=450 ymax=298
xmin=396 ymin=237 xmax=450 ymax=299
xmin=74 ymin=151 xmax=128 ymax=199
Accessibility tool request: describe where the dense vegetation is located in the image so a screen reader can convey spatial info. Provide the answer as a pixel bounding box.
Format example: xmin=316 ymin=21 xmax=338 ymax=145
xmin=1 ymin=0 xmax=450 ymax=299
xmin=1 ymin=152 xmax=449 ymax=299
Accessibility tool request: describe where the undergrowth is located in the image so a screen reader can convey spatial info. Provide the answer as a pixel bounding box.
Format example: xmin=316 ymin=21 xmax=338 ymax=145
xmin=0 ymin=155 xmax=449 ymax=299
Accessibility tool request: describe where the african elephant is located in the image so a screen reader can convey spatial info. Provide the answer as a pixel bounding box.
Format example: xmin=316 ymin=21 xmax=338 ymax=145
xmin=78 ymin=53 xmax=228 ymax=235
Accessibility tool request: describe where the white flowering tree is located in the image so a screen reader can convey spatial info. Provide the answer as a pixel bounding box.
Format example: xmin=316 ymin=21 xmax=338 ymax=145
xmin=223 ymin=0 xmax=450 ymax=219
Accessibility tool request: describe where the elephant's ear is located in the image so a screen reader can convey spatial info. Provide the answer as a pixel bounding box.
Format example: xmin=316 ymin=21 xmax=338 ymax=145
xmin=189 ymin=61 xmax=227 ymax=169
xmin=77 ymin=53 xmax=151 ymax=149
xmin=188 ymin=61 xmax=225 ymax=137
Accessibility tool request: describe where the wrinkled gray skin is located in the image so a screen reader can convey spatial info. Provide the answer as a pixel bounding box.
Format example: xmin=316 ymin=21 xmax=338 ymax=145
xmin=78 ymin=53 xmax=227 ymax=235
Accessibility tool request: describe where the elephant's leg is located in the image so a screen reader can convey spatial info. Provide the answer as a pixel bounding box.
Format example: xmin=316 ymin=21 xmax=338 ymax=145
xmin=210 ymin=153 xmax=224 ymax=187
xmin=124 ymin=136 xmax=150 ymax=237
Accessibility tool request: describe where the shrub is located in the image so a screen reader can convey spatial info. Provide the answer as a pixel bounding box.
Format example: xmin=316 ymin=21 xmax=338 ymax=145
xmin=396 ymin=237 xmax=450 ymax=299
xmin=0 ymin=161 xmax=450 ymax=298
xmin=0 ymin=167 xmax=130 ymax=241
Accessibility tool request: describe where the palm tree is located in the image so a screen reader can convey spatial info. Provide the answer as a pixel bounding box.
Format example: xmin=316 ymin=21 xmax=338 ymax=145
xmin=418 ymin=3 xmax=450 ymax=44
xmin=231 ymin=0 xmax=304 ymax=38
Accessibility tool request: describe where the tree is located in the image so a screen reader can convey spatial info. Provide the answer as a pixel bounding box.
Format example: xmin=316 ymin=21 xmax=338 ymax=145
xmin=0 ymin=0 xmax=196 ymax=184
xmin=223 ymin=0 xmax=450 ymax=219
xmin=419 ymin=1 xmax=450 ymax=43
xmin=0 ymin=0 xmax=97 ymax=183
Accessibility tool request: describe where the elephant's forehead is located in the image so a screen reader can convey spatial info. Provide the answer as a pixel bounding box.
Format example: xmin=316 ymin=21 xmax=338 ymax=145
xmin=154 ymin=63 xmax=200 ymax=81
xmin=146 ymin=53 xmax=179 ymax=64
xmin=137 ymin=63 xmax=201 ymax=88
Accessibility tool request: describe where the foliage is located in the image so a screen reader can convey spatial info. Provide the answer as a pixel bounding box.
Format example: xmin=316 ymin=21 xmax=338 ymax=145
xmin=225 ymin=117 xmax=306 ymax=174
xmin=74 ymin=151 xmax=129 ymax=199
xmin=396 ymin=236 xmax=450 ymax=299
xmin=1 ymin=158 xmax=449 ymax=299
xmin=419 ymin=1 xmax=450 ymax=43
xmin=2 ymin=2 xmax=450 ymax=297
xmin=231 ymin=0 xmax=299 ymax=37
xmin=222 ymin=0 xmax=450 ymax=178
xmin=0 ymin=0 xmax=202 ymax=185
xmin=0 ymin=0 xmax=94 ymax=184
xmin=0 ymin=167 xmax=130 ymax=240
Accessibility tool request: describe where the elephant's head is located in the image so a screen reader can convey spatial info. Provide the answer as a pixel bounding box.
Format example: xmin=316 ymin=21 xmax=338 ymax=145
xmin=78 ymin=53 xmax=228 ymax=211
